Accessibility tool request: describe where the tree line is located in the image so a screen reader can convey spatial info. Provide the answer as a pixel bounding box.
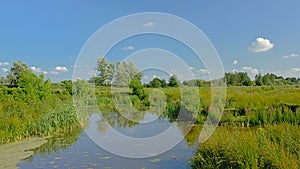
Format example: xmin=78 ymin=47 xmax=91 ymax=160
xmin=1 ymin=59 xmax=300 ymax=89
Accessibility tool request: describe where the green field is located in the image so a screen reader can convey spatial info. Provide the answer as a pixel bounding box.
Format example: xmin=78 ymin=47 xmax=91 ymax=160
xmin=0 ymin=61 xmax=300 ymax=168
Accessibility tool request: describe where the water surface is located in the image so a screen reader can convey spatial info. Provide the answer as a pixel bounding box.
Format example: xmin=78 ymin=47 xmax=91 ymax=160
xmin=17 ymin=112 xmax=200 ymax=169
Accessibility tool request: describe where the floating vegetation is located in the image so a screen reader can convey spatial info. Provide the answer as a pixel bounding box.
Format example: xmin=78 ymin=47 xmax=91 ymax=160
xmin=150 ymin=158 xmax=161 ymax=163
xmin=100 ymin=156 xmax=112 ymax=160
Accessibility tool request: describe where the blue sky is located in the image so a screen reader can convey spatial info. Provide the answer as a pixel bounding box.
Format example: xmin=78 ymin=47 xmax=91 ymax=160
xmin=1 ymin=0 xmax=300 ymax=81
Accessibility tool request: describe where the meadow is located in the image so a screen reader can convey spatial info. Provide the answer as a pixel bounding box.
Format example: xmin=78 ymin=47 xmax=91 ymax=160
xmin=1 ymin=78 xmax=300 ymax=168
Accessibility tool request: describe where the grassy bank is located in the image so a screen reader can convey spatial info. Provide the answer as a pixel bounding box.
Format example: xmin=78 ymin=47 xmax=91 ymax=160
xmin=191 ymin=123 xmax=300 ymax=169
xmin=96 ymin=86 xmax=300 ymax=125
xmin=0 ymin=84 xmax=81 ymax=144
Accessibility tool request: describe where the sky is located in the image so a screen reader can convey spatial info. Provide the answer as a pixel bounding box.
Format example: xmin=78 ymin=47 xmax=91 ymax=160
xmin=1 ymin=0 xmax=300 ymax=81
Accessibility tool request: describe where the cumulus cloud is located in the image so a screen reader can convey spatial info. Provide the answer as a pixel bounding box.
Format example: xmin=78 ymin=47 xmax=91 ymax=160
xmin=281 ymin=53 xmax=299 ymax=59
xmin=50 ymin=71 xmax=59 ymax=75
xmin=233 ymin=60 xmax=238 ymax=65
xmin=30 ymin=66 xmax=43 ymax=73
xmin=242 ymin=66 xmax=258 ymax=74
xmin=1 ymin=67 xmax=8 ymax=73
xmin=198 ymin=69 xmax=208 ymax=74
xmin=152 ymin=75 xmax=160 ymax=79
xmin=248 ymin=37 xmax=274 ymax=52
xmin=0 ymin=62 xmax=9 ymax=66
xmin=189 ymin=66 xmax=195 ymax=70
xmin=54 ymin=66 xmax=68 ymax=72
xmin=122 ymin=46 xmax=135 ymax=50
xmin=291 ymin=68 xmax=300 ymax=72
xmin=143 ymin=22 xmax=156 ymax=27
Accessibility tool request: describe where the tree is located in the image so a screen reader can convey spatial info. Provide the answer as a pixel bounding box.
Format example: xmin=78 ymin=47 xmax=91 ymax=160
xmin=161 ymin=79 xmax=167 ymax=88
xmin=255 ymin=73 xmax=263 ymax=86
xmin=94 ymin=57 xmax=115 ymax=85
xmin=18 ymin=71 xmax=51 ymax=101
xmin=225 ymin=72 xmax=238 ymax=86
xmin=262 ymin=73 xmax=271 ymax=86
xmin=237 ymin=72 xmax=252 ymax=86
xmin=148 ymin=78 xmax=162 ymax=88
xmin=168 ymin=75 xmax=179 ymax=87
xmin=62 ymin=80 xmax=73 ymax=95
xmin=73 ymin=79 xmax=91 ymax=97
xmin=115 ymin=61 xmax=142 ymax=86
xmin=7 ymin=61 xmax=31 ymax=86
xmin=129 ymin=79 xmax=146 ymax=100
xmin=0 ymin=76 xmax=8 ymax=85
xmin=225 ymin=72 xmax=252 ymax=86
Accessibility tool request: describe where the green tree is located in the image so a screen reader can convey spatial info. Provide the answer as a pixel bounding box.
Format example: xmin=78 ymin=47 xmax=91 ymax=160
xmin=237 ymin=72 xmax=252 ymax=86
xmin=73 ymin=79 xmax=91 ymax=97
xmin=255 ymin=73 xmax=263 ymax=86
xmin=225 ymin=72 xmax=252 ymax=86
xmin=7 ymin=61 xmax=31 ymax=86
xmin=115 ymin=61 xmax=142 ymax=86
xmin=168 ymin=75 xmax=179 ymax=87
xmin=62 ymin=80 xmax=73 ymax=95
xmin=0 ymin=76 xmax=8 ymax=85
xmin=148 ymin=78 xmax=162 ymax=88
xmin=18 ymin=71 xmax=51 ymax=101
xmin=161 ymin=79 xmax=167 ymax=88
xmin=262 ymin=73 xmax=271 ymax=85
xmin=94 ymin=57 xmax=115 ymax=85
xmin=225 ymin=72 xmax=238 ymax=86
xmin=129 ymin=79 xmax=146 ymax=100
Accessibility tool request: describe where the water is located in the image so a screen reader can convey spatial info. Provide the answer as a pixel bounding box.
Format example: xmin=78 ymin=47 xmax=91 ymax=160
xmin=17 ymin=112 xmax=200 ymax=169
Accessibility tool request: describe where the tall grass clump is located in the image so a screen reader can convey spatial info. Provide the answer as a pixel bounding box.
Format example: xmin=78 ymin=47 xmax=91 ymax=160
xmin=32 ymin=104 xmax=80 ymax=136
xmin=191 ymin=123 xmax=300 ymax=169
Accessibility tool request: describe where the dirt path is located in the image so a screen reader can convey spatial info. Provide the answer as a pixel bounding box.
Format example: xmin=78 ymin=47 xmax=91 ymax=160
xmin=0 ymin=137 xmax=46 ymax=169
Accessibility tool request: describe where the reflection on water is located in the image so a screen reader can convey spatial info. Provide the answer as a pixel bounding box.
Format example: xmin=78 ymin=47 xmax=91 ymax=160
xmin=17 ymin=112 xmax=202 ymax=169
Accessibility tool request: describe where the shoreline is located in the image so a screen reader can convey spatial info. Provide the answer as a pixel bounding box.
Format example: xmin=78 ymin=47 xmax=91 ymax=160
xmin=0 ymin=137 xmax=47 ymax=169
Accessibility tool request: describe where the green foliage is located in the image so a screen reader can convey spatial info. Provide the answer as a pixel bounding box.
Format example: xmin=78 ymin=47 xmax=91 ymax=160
xmin=129 ymin=79 xmax=146 ymax=100
xmin=115 ymin=61 xmax=142 ymax=86
xmin=0 ymin=62 xmax=80 ymax=144
xmin=93 ymin=57 xmax=115 ymax=85
xmin=147 ymin=78 xmax=167 ymax=88
xmin=168 ymin=75 xmax=179 ymax=87
xmin=73 ymin=79 xmax=92 ymax=97
xmin=191 ymin=124 xmax=300 ymax=169
xmin=19 ymin=71 xmax=51 ymax=101
xmin=33 ymin=104 xmax=80 ymax=136
xmin=61 ymin=80 xmax=73 ymax=95
xmin=7 ymin=61 xmax=31 ymax=86
xmin=225 ymin=72 xmax=252 ymax=86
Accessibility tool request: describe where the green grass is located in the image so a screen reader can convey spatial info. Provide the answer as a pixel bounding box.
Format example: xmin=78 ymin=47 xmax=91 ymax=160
xmin=191 ymin=123 xmax=300 ymax=169
xmin=0 ymin=84 xmax=80 ymax=144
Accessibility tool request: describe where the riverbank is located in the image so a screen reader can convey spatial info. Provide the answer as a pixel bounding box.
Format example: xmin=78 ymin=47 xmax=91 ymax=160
xmin=191 ymin=123 xmax=300 ymax=169
xmin=0 ymin=137 xmax=46 ymax=169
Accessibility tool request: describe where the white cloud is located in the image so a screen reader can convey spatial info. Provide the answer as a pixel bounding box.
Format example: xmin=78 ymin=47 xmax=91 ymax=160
xmin=198 ymin=69 xmax=208 ymax=74
xmin=233 ymin=60 xmax=238 ymax=65
xmin=143 ymin=22 xmax=156 ymax=27
xmin=54 ymin=66 xmax=68 ymax=72
xmin=291 ymin=68 xmax=300 ymax=72
xmin=281 ymin=53 xmax=299 ymax=59
xmin=248 ymin=37 xmax=274 ymax=52
xmin=1 ymin=67 xmax=8 ymax=73
xmin=0 ymin=62 xmax=9 ymax=66
xmin=50 ymin=71 xmax=59 ymax=75
xmin=30 ymin=66 xmax=43 ymax=73
xmin=152 ymin=75 xmax=160 ymax=79
xmin=122 ymin=46 xmax=135 ymax=50
xmin=242 ymin=66 xmax=258 ymax=74
xmin=43 ymin=71 xmax=48 ymax=75
xmin=189 ymin=66 xmax=195 ymax=70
